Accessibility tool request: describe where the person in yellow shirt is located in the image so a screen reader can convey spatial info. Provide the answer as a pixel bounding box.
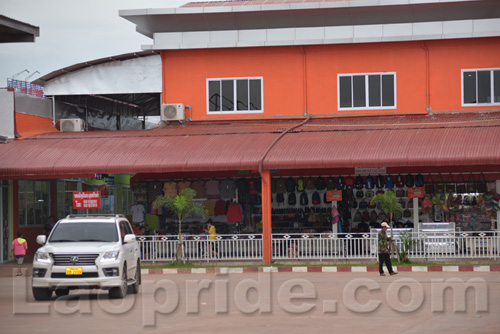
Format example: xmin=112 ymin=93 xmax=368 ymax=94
xmin=206 ymin=219 xmax=218 ymax=259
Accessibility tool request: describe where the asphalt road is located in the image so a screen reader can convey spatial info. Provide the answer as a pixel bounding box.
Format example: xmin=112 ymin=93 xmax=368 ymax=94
xmin=1 ymin=270 xmax=499 ymax=334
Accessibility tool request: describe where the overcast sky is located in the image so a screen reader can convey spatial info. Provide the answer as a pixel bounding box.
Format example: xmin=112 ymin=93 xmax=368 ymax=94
xmin=0 ymin=0 xmax=194 ymax=86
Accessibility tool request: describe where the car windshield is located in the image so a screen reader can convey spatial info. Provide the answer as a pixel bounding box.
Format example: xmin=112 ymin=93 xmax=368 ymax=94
xmin=49 ymin=222 xmax=118 ymax=242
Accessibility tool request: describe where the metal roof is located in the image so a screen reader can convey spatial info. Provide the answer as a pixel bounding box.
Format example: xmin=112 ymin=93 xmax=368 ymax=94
xmin=0 ymin=15 xmax=39 ymax=43
xmin=0 ymin=112 xmax=499 ymax=179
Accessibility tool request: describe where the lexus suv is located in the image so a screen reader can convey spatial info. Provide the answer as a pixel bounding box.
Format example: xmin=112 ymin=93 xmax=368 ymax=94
xmin=32 ymin=214 xmax=141 ymax=300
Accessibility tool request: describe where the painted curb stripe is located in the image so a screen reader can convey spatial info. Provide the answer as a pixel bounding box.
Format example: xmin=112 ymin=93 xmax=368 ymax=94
xmin=143 ymin=265 xmax=497 ymax=274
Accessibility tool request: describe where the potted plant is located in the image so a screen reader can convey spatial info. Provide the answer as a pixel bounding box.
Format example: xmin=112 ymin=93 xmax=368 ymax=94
xmin=153 ymin=187 xmax=208 ymax=264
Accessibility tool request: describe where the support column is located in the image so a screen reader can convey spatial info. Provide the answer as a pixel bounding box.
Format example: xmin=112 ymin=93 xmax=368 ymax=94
xmin=260 ymin=170 xmax=272 ymax=265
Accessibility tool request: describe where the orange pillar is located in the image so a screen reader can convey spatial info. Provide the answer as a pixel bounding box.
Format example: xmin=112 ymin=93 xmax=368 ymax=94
xmin=260 ymin=169 xmax=272 ymax=265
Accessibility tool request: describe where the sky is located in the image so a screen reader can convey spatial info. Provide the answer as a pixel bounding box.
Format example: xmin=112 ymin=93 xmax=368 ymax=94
xmin=0 ymin=0 xmax=196 ymax=86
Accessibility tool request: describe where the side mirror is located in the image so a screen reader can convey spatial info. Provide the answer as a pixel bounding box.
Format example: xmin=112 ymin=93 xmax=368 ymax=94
xmin=123 ymin=234 xmax=136 ymax=244
xmin=36 ymin=235 xmax=46 ymax=245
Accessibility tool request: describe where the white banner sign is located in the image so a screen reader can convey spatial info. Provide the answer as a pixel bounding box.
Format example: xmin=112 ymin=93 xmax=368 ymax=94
xmin=354 ymin=167 xmax=387 ymax=175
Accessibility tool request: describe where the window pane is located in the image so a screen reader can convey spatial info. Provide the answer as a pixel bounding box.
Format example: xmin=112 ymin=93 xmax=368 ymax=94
xmin=221 ymin=80 xmax=234 ymax=111
xmin=477 ymin=71 xmax=491 ymax=103
xmin=236 ymin=79 xmax=248 ymax=111
xmin=18 ymin=181 xmax=26 ymax=225
xmin=353 ymin=75 xmax=366 ymax=107
xmin=368 ymin=75 xmax=381 ymax=107
xmin=463 ymin=71 xmax=476 ymax=104
xmin=249 ymin=79 xmax=262 ymax=110
xmin=494 ymin=70 xmax=500 ymax=103
xmin=382 ymin=74 xmax=395 ymax=107
xmin=208 ymin=81 xmax=220 ymax=112
xmin=339 ymin=76 xmax=352 ymax=108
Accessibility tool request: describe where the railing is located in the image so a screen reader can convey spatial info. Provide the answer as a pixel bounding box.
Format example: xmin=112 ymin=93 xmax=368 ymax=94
xmin=137 ymin=231 xmax=499 ymax=263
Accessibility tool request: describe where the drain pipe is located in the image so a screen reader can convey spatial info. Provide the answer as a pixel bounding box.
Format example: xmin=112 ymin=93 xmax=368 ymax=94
xmin=258 ymin=116 xmax=312 ymax=173
xmin=258 ymin=116 xmax=311 ymax=265
xmin=421 ymin=41 xmax=431 ymax=112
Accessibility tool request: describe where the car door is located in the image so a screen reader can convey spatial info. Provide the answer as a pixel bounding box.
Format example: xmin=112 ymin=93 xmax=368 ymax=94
xmin=119 ymin=220 xmax=137 ymax=279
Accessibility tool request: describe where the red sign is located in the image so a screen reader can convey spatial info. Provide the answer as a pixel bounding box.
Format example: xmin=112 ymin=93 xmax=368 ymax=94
xmin=326 ymin=190 xmax=342 ymax=202
xmin=73 ymin=191 xmax=101 ymax=209
xmin=407 ymin=187 xmax=425 ymax=198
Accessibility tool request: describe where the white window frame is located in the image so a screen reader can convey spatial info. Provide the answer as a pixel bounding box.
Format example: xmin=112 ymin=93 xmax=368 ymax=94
xmin=461 ymin=68 xmax=500 ymax=107
xmin=206 ymin=77 xmax=264 ymax=114
xmin=337 ymin=72 xmax=397 ymax=110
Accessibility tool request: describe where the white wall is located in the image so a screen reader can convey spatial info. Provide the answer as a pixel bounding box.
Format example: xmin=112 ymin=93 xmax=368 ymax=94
xmin=0 ymin=89 xmax=15 ymax=139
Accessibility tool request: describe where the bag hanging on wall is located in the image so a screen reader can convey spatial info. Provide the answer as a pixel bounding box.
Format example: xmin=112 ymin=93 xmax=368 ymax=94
xmin=456 ymin=173 xmax=467 ymax=194
xmin=424 ymin=174 xmax=435 ymax=195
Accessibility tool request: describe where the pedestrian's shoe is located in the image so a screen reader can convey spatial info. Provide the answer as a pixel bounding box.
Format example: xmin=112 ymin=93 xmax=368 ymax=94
xmin=380 ymin=273 xmax=386 ymax=276
xmin=390 ymin=272 xmax=398 ymax=276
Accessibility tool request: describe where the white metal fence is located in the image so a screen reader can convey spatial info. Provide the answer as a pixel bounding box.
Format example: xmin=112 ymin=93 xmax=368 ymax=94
xmin=137 ymin=231 xmax=499 ymax=262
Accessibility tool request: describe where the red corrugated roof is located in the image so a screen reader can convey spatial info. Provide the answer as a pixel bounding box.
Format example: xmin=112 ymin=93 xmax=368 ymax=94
xmin=0 ymin=113 xmax=499 ymax=179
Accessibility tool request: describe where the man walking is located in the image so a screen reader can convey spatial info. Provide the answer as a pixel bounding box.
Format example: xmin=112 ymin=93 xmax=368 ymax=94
xmin=378 ymin=222 xmax=398 ymax=276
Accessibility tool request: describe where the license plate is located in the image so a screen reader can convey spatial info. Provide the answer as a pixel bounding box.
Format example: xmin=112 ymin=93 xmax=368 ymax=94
xmin=66 ymin=267 xmax=83 ymax=275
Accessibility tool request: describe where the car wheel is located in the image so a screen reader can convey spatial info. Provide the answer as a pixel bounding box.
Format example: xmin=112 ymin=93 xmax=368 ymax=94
xmin=55 ymin=289 xmax=69 ymax=297
xmin=32 ymin=287 xmax=53 ymax=301
xmin=109 ymin=266 xmax=127 ymax=299
xmin=129 ymin=260 xmax=141 ymax=294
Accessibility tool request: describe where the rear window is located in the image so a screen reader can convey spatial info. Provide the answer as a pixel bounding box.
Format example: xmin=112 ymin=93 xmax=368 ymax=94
xmin=49 ymin=222 xmax=118 ymax=242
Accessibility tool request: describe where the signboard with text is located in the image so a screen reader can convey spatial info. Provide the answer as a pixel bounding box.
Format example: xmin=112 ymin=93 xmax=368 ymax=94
xmin=407 ymin=187 xmax=425 ymax=198
xmin=73 ymin=191 xmax=101 ymax=209
xmin=326 ymin=190 xmax=342 ymax=202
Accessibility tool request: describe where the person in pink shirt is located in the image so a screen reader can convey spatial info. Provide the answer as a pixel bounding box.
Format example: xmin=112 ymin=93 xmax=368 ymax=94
xmin=11 ymin=231 xmax=28 ymax=277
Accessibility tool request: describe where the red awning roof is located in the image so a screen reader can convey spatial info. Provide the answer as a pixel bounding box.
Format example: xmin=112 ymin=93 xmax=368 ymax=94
xmin=1 ymin=112 xmax=499 ymax=179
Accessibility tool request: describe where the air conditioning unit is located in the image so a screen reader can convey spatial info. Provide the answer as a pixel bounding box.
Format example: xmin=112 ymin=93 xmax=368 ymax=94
xmin=161 ymin=103 xmax=185 ymax=122
xmin=60 ymin=118 xmax=85 ymax=132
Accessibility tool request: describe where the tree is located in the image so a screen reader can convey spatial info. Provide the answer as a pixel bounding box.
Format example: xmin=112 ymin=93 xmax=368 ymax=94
xmin=370 ymin=190 xmax=403 ymax=230
xmin=152 ymin=188 xmax=208 ymax=263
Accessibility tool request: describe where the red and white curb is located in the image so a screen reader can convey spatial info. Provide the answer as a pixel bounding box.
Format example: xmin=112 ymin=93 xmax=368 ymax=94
xmin=142 ymin=265 xmax=500 ymax=275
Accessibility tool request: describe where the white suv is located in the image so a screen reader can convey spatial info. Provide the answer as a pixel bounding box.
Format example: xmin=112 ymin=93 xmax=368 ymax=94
xmin=32 ymin=214 xmax=141 ymax=300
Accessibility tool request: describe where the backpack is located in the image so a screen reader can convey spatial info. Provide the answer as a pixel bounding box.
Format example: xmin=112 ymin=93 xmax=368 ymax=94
xmin=405 ymin=174 xmax=414 ymax=187
xmin=395 ymin=174 xmax=404 ymax=188
xmin=286 ymin=177 xmax=296 ymax=193
xmin=345 ymin=176 xmax=355 ymax=189
xmin=297 ymin=177 xmax=305 ymax=192
xmin=362 ymin=211 xmax=370 ymax=223
xmin=306 ymin=177 xmax=316 ymax=190
xmin=315 ymin=176 xmax=326 ymax=190
xmin=365 ymin=175 xmax=374 ymax=189
xmin=356 ymin=190 xmax=364 ymax=198
xmin=359 ymin=199 xmax=368 ymax=209
xmin=415 ymin=174 xmax=424 ymax=187
xmin=312 ymin=191 xmax=321 ymax=205
xmin=326 ymin=176 xmax=336 ymax=190
xmin=300 ymin=192 xmax=309 ymax=205
xmin=276 ymin=193 xmax=285 ymax=203
xmin=365 ymin=190 xmax=374 ymax=199
xmin=336 ymin=176 xmax=345 ymax=190
xmin=353 ymin=210 xmax=362 ymax=222
xmin=385 ymin=175 xmax=394 ymax=189
xmin=370 ymin=210 xmax=378 ymax=222
xmin=376 ymin=175 xmax=385 ymax=188
xmin=288 ymin=192 xmax=297 ymax=205
xmin=354 ymin=175 xmax=364 ymax=189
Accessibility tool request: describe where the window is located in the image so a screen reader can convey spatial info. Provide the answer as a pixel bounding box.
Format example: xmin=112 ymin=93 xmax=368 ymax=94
xmin=18 ymin=180 xmax=50 ymax=226
xmin=462 ymin=68 xmax=500 ymax=105
xmin=338 ymin=73 xmax=396 ymax=110
xmin=207 ymin=77 xmax=263 ymax=113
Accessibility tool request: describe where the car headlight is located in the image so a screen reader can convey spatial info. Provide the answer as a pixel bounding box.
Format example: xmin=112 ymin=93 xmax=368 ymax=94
xmin=100 ymin=251 xmax=119 ymax=262
xmin=35 ymin=252 xmax=51 ymax=264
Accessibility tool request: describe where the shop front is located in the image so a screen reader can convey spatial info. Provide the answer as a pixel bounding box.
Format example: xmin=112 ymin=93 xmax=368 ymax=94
xmin=1 ymin=113 xmax=499 ymax=263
